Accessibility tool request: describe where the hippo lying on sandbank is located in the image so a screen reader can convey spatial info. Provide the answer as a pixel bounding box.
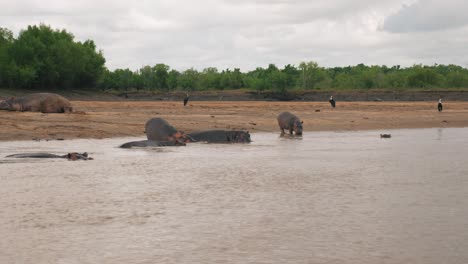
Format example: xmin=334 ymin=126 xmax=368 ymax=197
xmin=188 ymin=130 xmax=251 ymax=143
xmin=6 ymin=152 xmax=92 ymax=160
xmin=0 ymin=93 xmax=73 ymax=113
xmin=277 ymin=111 xmax=303 ymax=136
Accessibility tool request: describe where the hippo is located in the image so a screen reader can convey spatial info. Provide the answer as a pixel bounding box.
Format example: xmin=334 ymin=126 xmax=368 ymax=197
xmin=188 ymin=130 xmax=251 ymax=143
xmin=145 ymin=118 xmax=194 ymax=143
xmin=120 ymin=140 xmax=186 ymax=148
xmin=380 ymin=134 xmax=391 ymax=138
xmin=120 ymin=118 xmax=251 ymax=148
xmin=277 ymin=111 xmax=303 ymax=136
xmin=6 ymin=152 xmax=92 ymax=160
xmin=0 ymin=93 xmax=73 ymax=113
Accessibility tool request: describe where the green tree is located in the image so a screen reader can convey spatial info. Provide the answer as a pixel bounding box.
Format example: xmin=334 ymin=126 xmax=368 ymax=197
xmin=7 ymin=24 xmax=105 ymax=89
xmin=140 ymin=65 xmax=156 ymax=89
xmin=298 ymin=61 xmax=329 ymax=89
xmin=178 ymin=68 xmax=199 ymax=90
xmin=0 ymin=28 xmax=15 ymax=87
xmin=167 ymin=69 xmax=180 ymax=90
xmin=407 ymin=65 xmax=442 ymax=88
xmin=281 ymin=64 xmax=299 ymax=89
xmin=153 ymin=63 xmax=170 ymax=90
xmin=200 ymin=67 xmax=221 ymax=90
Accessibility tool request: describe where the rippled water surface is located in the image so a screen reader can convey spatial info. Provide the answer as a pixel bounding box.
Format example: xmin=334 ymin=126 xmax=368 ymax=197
xmin=1 ymin=128 xmax=468 ymax=264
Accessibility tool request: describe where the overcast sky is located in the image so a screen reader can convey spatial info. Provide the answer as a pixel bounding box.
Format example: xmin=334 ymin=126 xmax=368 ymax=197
xmin=1 ymin=0 xmax=467 ymax=71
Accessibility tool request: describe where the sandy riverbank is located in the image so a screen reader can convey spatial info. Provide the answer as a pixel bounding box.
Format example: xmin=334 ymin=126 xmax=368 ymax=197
xmin=1 ymin=101 xmax=468 ymax=141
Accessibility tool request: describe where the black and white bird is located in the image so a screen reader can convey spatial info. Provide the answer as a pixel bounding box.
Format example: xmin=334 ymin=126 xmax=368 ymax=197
xmin=329 ymin=96 xmax=336 ymax=108
xmin=438 ymin=98 xmax=443 ymax=112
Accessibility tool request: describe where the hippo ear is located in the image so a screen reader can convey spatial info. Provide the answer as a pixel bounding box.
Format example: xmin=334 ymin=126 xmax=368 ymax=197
xmin=301 ymin=121 xmax=304 ymax=124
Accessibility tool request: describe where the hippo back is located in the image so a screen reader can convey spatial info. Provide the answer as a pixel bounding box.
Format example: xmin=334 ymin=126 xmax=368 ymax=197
xmin=145 ymin=118 xmax=179 ymax=141
xmin=277 ymin=112 xmax=297 ymax=128
xmin=1 ymin=93 xmax=73 ymax=113
xmin=26 ymin=93 xmax=73 ymax=113
xmin=188 ymin=130 xmax=251 ymax=143
xmin=120 ymin=139 xmax=185 ymax=148
xmin=277 ymin=111 xmax=303 ymax=135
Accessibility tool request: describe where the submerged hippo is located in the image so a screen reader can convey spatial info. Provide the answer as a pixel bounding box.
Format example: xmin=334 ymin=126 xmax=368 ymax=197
xmin=6 ymin=152 xmax=92 ymax=160
xmin=277 ymin=111 xmax=303 ymax=136
xmin=145 ymin=118 xmax=193 ymax=143
xmin=0 ymin=93 xmax=73 ymax=113
xmin=120 ymin=140 xmax=186 ymax=148
xmin=188 ymin=130 xmax=251 ymax=143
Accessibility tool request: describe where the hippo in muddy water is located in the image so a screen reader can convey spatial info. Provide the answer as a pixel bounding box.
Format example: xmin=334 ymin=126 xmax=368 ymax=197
xmin=121 ymin=130 xmax=251 ymax=148
xmin=188 ymin=130 xmax=251 ymax=143
xmin=120 ymin=139 xmax=186 ymax=148
xmin=277 ymin=111 xmax=303 ymax=136
xmin=0 ymin=93 xmax=73 ymax=113
xmin=121 ymin=118 xmax=251 ymax=148
xmin=145 ymin=118 xmax=194 ymax=143
xmin=6 ymin=152 xmax=92 ymax=160
xmin=121 ymin=117 xmax=191 ymax=149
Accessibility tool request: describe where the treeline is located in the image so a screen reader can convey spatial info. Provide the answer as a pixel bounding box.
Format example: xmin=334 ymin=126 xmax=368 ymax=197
xmin=100 ymin=62 xmax=468 ymax=92
xmin=0 ymin=25 xmax=105 ymax=89
xmin=2 ymin=25 xmax=468 ymax=92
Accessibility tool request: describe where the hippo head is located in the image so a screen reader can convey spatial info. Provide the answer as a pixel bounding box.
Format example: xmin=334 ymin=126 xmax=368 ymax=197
xmin=168 ymin=130 xmax=195 ymax=144
xmin=0 ymin=97 xmax=14 ymax=110
xmin=293 ymin=120 xmax=303 ymax=135
xmin=241 ymin=131 xmax=252 ymax=143
xmin=230 ymin=131 xmax=251 ymax=143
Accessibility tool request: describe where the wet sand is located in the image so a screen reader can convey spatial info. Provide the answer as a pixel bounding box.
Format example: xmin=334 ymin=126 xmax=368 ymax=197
xmin=1 ymin=101 xmax=468 ymax=141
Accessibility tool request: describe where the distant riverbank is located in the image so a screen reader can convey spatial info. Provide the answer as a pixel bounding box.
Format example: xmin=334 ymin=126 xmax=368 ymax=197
xmin=2 ymin=88 xmax=468 ymax=102
xmin=116 ymin=89 xmax=468 ymax=102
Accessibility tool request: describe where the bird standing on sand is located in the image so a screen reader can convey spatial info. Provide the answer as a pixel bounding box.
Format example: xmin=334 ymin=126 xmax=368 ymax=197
xmin=329 ymin=96 xmax=336 ymax=108
xmin=183 ymin=93 xmax=190 ymax=106
xmin=438 ymin=98 xmax=443 ymax=112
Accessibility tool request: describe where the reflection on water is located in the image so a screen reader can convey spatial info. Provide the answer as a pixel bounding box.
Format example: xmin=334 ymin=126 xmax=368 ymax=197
xmin=437 ymin=127 xmax=443 ymax=141
xmin=1 ymin=128 xmax=468 ymax=264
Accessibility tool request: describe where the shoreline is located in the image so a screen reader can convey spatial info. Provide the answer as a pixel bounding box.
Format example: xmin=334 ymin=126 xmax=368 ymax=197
xmin=2 ymin=127 xmax=466 ymax=144
xmin=1 ymin=101 xmax=468 ymax=141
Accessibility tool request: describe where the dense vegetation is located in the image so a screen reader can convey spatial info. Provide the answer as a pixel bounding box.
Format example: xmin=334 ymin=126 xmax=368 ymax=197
xmin=0 ymin=25 xmax=105 ymax=89
xmin=2 ymin=25 xmax=468 ymax=92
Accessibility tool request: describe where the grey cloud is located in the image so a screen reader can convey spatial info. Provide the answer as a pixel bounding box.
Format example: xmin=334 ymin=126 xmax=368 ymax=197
xmin=2 ymin=0 xmax=468 ymax=70
xmin=382 ymin=0 xmax=468 ymax=33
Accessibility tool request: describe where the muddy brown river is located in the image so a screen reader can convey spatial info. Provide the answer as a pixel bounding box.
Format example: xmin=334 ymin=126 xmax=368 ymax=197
xmin=1 ymin=128 xmax=467 ymax=264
